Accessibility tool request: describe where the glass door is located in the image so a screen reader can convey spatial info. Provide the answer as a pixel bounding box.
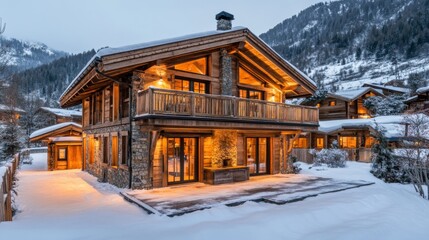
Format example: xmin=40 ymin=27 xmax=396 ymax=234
xmin=167 ymin=138 xmax=198 ymax=184
xmin=246 ymin=137 xmax=269 ymax=175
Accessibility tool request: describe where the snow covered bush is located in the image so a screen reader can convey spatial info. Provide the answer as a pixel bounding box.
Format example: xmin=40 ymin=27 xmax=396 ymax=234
xmin=309 ymin=143 xmax=348 ymax=168
xmin=370 ymin=124 xmax=408 ymax=183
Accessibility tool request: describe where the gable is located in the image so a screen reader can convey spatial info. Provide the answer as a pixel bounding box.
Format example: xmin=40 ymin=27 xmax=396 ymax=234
xmin=60 ymin=27 xmax=316 ymax=107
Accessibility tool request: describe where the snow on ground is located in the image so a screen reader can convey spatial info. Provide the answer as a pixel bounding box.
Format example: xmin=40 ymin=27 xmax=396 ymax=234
xmin=1 ymin=154 xmax=429 ymax=240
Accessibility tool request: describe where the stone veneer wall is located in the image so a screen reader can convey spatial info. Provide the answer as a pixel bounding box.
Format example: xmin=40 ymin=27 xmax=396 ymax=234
xmin=129 ymin=121 xmax=151 ymax=189
xmin=84 ymin=124 xmax=130 ymax=188
xmin=219 ymin=49 xmax=233 ymax=96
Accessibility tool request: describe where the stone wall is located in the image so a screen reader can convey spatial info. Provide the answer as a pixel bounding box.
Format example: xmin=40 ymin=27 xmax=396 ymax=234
xmin=219 ymin=49 xmax=233 ymax=96
xmin=130 ymin=121 xmax=151 ymax=189
xmin=84 ymin=123 xmax=130 ymax=188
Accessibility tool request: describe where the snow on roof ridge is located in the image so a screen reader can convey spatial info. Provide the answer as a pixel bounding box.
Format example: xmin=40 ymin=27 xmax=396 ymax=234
xmin=416 ymin=86 xmax=429 ymax=94
xmin=30 ymin=122 xmax=82 ymax=139
xmin=0 ymin=103 xmax=25 ymax=113
xmin=330 ymin=87 xmax=372 ymax=101
xmin=49 ymin=136 xmax=82 ymax=142
xmin=40 ymin=107 xmax=82 ymax=117
xmin=364 ymin=83 xmax=409 ymax=93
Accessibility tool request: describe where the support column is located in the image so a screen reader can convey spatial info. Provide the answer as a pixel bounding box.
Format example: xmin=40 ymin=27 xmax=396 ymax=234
xmin=219 ymin=49 xmax=233 ymax=96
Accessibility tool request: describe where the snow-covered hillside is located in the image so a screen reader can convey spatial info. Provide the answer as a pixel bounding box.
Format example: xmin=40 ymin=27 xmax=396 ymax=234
xmin=261 ymin=0 xmax=429 ymax=90
xmin=0 ymin=37 xmax=66 ymax=74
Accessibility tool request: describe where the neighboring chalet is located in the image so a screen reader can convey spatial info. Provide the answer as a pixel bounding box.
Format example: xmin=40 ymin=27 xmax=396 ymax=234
xmin=0 ymin=104 xmax=25 ymax=123
xmin=404 ymin=86 xmax=429 ymax=113
xmin=303 ymin=87 xmax=384 ymax=121
xmin=362 ymin=83 xmax=409 ymax=96
xmin=59 ymin=12 xmax=318 ymax=189
xmin=29 ymin=122 xmax=83 ymax=170
xmin=34 ymin=107 xmax=82 ymax=129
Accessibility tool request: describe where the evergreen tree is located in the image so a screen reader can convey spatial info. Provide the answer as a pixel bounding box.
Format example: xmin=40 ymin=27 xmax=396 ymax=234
xmin=370 ymin=124 xmax=407 ymax=183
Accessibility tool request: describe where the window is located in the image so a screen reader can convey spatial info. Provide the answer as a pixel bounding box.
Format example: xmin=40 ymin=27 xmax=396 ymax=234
xmin=121 ymin=135 xmax=129 ymax=165
xmin=173 ymin=78 xmax=209 ymax=94
xmin=94 ymin=92 xmax=103 ymax=124
xmin=293 ymin=137 xmax=308 ymax=148
xmin=239 ymin=88 xmax=264 ymax=100
xmin=120 ymin=85 xmax=130 ymax=118
xmin=316 ymin=138 xmax=324 ymax=149
xmin=89 ymin=137 xmax=95 ymax=164
xmin=58 ymin=148 xmax=67 ymax=160
xmin=339 ymin=136 xmax=357 ymax=148
xmin=316 ymin=103 xmax=321 ymax=108
xmin=112 ymin=84 xmax=119 ymax=121
xmin=239 ymin=67 xmax=265 ymax=87
xmin=111 ymin=136 xmax=118 ymax=167
xmin=329 ymin=101 xmax=336 ymax=106
xmin=103 ymin=137 xmax=109 ymax=164
xmin=174 ymin=57 xmax=207 ymax=75
xmin=365 ymin=136 xmax=375 ymax=148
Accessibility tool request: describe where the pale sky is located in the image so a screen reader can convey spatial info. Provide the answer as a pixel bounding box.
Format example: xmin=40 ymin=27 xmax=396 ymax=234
xmin=0 ymin=0 xmax=322 ymax=53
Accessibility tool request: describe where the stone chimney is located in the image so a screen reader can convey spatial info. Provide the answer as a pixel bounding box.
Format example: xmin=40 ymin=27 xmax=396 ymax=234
xmin=216 ymin=11 xmax=234 ymax=31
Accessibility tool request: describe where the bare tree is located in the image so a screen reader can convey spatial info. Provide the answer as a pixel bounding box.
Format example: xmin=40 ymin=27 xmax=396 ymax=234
xmin=401 ymin=114 xmax=429 ymax=200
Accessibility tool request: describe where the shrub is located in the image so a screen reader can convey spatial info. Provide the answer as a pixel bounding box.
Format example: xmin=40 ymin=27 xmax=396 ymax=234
xmin=310 ymin=148 xmax=348 ymax=168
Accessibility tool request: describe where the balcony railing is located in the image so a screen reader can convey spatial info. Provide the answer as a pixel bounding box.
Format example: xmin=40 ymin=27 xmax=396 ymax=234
xmin=136 ymin=87 xmax=319 ymax=124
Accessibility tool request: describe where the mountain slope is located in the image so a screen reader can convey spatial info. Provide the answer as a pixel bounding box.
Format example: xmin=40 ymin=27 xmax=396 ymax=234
xmin=13 ymin=50 xmax=95 ymax=106
xmin=260 ymin=0 xmax=429 ymax=90
xmin=0 ymin=37 xmax=66 ymax=75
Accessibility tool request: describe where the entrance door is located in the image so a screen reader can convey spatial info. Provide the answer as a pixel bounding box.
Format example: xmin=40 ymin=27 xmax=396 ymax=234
xmin=246 ymin=137 xmax=270 ymax=175
xmin=167 ymin=138 xmax=198 ymax=184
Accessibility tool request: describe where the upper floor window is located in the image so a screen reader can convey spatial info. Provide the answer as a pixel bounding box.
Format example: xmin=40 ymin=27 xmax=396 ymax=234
xmin=329 ymin=101 xmax=336 ymax=106
xmin=174 ymin=57 xmax=207 ymax=75
xmin=239 ymin=67 xmax=265 ymax=87
xmin=239 ymin=88 xmax=264 ymax=100
xmin=174 ymin=78 xmax=209 ymax=94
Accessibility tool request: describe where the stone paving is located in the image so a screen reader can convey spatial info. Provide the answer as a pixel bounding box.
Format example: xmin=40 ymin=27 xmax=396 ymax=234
xmin=122 ymin=174 xmax=374 ymax=217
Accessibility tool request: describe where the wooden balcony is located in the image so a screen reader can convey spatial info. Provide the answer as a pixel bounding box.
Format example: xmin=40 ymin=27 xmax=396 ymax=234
xmin=136 ymin=88 xmax=318 ymax=126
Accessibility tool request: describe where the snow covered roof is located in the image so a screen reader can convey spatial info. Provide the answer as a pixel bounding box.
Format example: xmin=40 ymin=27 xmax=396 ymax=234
xmin=60 ymin=26 xmax=316 ymax=107
xmin=329 ymin=87 xmax=384 ymax=102
xmin=39 ymin=107 xmax=82 ymax=118
xmin=362 ymin=83 xmax=409 ymax=94
xmin=404 ymin=95 xmax=418 ymax=103
xmin=49 ymin=136 xmax=82 ymax=143
xmin=29 ymin=122 xmax=82 ymax=141
xmin=319 ymin=115 xmax=407 ymax=138
xmin=416 ymin=86 xmax=429 ymax=94
xmin=0 ymin=104 xmax=25 ymax=113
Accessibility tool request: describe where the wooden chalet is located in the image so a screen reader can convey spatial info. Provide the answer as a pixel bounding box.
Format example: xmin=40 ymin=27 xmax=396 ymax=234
xmin=404 ymin=86 xmax=429 ymax=112
xmin=59 ymin=12 xmax=318 ymax=189
xmin=304 ymin=87 xmax=384 ymax=121
xmin=362 ymin=83 xmax=409 ymax=96
xmin=0 ymin=104 xmax=25 ymax=123
xmin=29 ymin=122 xmax=83 ymax=170
xmin=34 ymin=107 xmax=82 ymax=129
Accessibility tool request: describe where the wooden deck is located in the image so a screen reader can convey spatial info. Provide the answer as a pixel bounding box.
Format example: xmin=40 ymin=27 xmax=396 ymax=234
xmin=136 ymin=87 xmax=319 ymax=125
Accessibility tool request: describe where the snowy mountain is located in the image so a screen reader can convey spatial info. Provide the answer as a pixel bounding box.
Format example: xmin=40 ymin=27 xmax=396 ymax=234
xmin=260 ymin=0 xmax=429 ymax=91
xmin=0 ymin=37 xmax=66 ymax=76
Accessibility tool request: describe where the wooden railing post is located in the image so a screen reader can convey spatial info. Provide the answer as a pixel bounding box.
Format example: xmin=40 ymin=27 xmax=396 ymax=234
xmin=148 ymin=88 xmax=154 ymax=114
xmin=191 ymin=93 xmax=195 ymax=116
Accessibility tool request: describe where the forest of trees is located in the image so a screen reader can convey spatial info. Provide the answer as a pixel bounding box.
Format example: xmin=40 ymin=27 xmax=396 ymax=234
xmin=260 ymin=0 xmax=429 ymax=76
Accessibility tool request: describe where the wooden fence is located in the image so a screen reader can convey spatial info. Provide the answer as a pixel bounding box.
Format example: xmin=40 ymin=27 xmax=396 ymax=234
xmin=0 ymin=153 xmax=19 ymax=222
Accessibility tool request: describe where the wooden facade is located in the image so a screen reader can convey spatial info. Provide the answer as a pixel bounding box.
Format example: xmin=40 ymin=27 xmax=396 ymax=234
xmin=29 ymin=122 xmax=83 ymax=170
xmin=59 ymin=14 xmax=319 ymax=189
xmin=312 ymin=87 xmax=384 ymax=120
